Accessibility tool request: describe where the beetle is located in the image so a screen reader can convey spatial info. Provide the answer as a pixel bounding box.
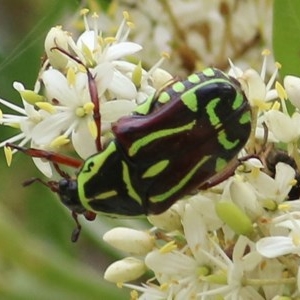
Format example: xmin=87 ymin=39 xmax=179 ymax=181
xmin=7 ymin=67 xmax=252 ymax=241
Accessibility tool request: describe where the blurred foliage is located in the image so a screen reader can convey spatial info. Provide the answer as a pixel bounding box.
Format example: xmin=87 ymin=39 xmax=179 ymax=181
xmin=273 ymin=0 xmax=300 ymax=78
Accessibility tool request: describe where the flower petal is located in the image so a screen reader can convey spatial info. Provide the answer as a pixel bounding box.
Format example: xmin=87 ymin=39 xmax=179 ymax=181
xmin=256 ymin=236 xmax=296 ymax=258
xmin=105 ymin=42 xmax=142 ymax=61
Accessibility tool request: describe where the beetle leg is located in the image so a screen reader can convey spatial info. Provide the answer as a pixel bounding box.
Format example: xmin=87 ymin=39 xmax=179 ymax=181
xmin=6 ymin=143 xmax=82 ymax=168
xmin=71 ymin=211 xmax=82 ymax=243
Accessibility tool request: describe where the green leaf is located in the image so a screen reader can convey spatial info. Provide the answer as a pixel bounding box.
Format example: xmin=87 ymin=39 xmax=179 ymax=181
xmin=273 ymin=0 xmax=300 ymax=77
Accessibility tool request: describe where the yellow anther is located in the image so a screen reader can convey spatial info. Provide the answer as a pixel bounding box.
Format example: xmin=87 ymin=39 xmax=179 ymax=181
xmin=83 ymin=102 xmax=94 ymax=114
xmin=290 ymin=178 xmax=297 ymax=186
xmin=292 ymin=234 xmax=300 ymax=246
xmin=126 ymin=21 xmax=135 ymax=29
xmin=104 ymin=37 xmax=116 ymax=44
xmin=262 ymin=49 xmax=271 ymax=56
xmin=123 ymin=11 xmax=130 ymax=20
xmin=88 ymin=120 xmax=98 ymax=139
xmin=76 ymin=107 xmax=85 ymax=117
xmin=271 ymin=101 xmax=281 ymax=110
xmin=252 ymin=99 xmax=271 ymax=111
xmin=35 ymin=102 xmax=56 ymax=114
xmin=117 ymin=282 xmax=123 ymax=288
xmin=161 ymin=51 xmax=170 ymax=59
xmin=130 ymin=289 xmax=138 ymax=300
xmin=278 ymin=203 xmax=290 ymax=211
xmin=160 ymin=283 xmax=169 ymax=291
xmin=80 ymin=8 xmax=89 ymax=16
xmin=275 ymin=62 xmax=282 ymax=69
xmin=78 ymin=64 xmax=86 ymax=73
xmin=132 ymin=61 xmax=142 ymax=88
xmin=159 ymin=240 xmax=177 ymax=254
xmin=250 ymin=166 xmax=260 ymax=178
xmin=50 ymin=135 xmax=70 ymax=148
xmin=4 ymin=146 xmax=12 ymax=167
xmin=19 ymin=90 xmax=44 ymax=105
xmin=81 ymin=44 xmax=95 ymax=67
xmin=67 ymin=67 xmax=76 ymax=86
xmin=275 ymin=81 xmax=287 ymax=100
xmin=92 ymin=12 xmax=99 ymax=19
xmin=7 ymin=123 xmax=20 ymax=129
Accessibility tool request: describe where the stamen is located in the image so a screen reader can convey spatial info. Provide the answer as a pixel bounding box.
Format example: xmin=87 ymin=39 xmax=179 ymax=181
xmin=80 ymin=8 xmax=90 ymax=31
xmin=275 ymin=81 xmax=288 ymax=114
xmin=88 ymin=120 xmax=98 ymax=139
xmin=0 ymin=98 xmax=26 ymax=115
xmin=145 ymin=52 xmax=170 ymax=81
xmin=83 ymin=102 xmax=94 ymax=114
xmin=92 ymin=13 xmax=99 ymax=50
xmin=104 ymin=37 xmax=116 ymax=44
xmin=67 ymin=67 xmax=76 ymax=86
xmin=36 ymin=102 xmax=56 ymax=114
xmin=159 ymin=240 xmax=177 ymax=253
xmin=261 ymin=49 xmax=271 ymax=80
xmin=50 ymin=135 xmax=70 ymax=148
xmin=132 ymin=61 xmax=142 ymax=88
xmin=266 ymin=62 xmax=280 ymax=92
xmin=19 ymin=90 xmax=44 ymax=105
xmin=4 ymin=145 xmax=13 ymax=166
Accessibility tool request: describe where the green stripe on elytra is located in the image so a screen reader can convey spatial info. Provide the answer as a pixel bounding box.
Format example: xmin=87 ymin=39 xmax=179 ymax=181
xmin=158 ymin=91 xmax=171 ymax=104
xmin=216 ymin=157 xmax=227 ymax=172
xmin=122 ymin=161 xmax=142 ymax=205
xmin=202 ymin=68 xmax=217 ymax=77
xmin=79 ymin=142 xmax=117 ymax=209
xmin=129 ymin=120 xmax=196 ymax=156
xmin=142 ymin=160 xmax=169 ymax=178
xmin=239 ymin=110 xmax=251 ymax=125
xmin=181 ymin=78 xmax=231 ymax=113
xmin=134 ymin=94 xmax=155 ymax=115
xmin=96 ymin=190 xmax=118 ymax=199
xmin=232 ymin=93 xmax=244 ymax=110
xmin=218 ymin=129 xmax=239 ymax=150
xmin=149 ymin=155 xmax=211 ymax=203
xmin=205 ymin=97 xmax=221 ymax=126
xmin=173 ymin=82 xmax=186 ymax=93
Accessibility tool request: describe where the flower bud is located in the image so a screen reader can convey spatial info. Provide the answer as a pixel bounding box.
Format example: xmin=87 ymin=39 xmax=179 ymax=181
xmin=216 ymin=201 xmax=253 ymax=235
xmin=148 ymin=203 xmax=182 ymax=231
xmin=45 ymin=26 xmax=69 ymax=69
xmin=103 ymin=227 xmax=154 ymax=255
xmin=104 ymin=257 xmax=146 ymax=283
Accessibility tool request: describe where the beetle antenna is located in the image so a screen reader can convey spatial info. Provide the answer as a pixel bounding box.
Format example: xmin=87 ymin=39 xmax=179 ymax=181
xmin=22 ymin=177 xmax=60 ymax=193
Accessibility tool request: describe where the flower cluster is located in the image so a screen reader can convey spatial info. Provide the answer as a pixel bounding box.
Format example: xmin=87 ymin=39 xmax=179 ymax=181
xmin=105 ymin=0 xmax=273 ymax=75
xmin=103 ymin=52 xmax=300 ymax=299
xmin=0 ymin=10 xmax=171 ymax=177
xmin=1 ymin=4 xmax=300 ymax=300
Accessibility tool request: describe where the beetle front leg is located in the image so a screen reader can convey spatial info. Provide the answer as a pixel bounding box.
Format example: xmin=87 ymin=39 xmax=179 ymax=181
xmin=6 ymin=143 xmax=82 ymax=169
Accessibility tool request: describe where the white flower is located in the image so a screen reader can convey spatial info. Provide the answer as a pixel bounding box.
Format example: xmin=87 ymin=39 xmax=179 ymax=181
xmin=32 ymin=69 xmax=99 ymax=158
xmin=264 ymin=110 xmax=300 ymax=144
xmin=284 ymin=75 xmax=300 ymax=110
